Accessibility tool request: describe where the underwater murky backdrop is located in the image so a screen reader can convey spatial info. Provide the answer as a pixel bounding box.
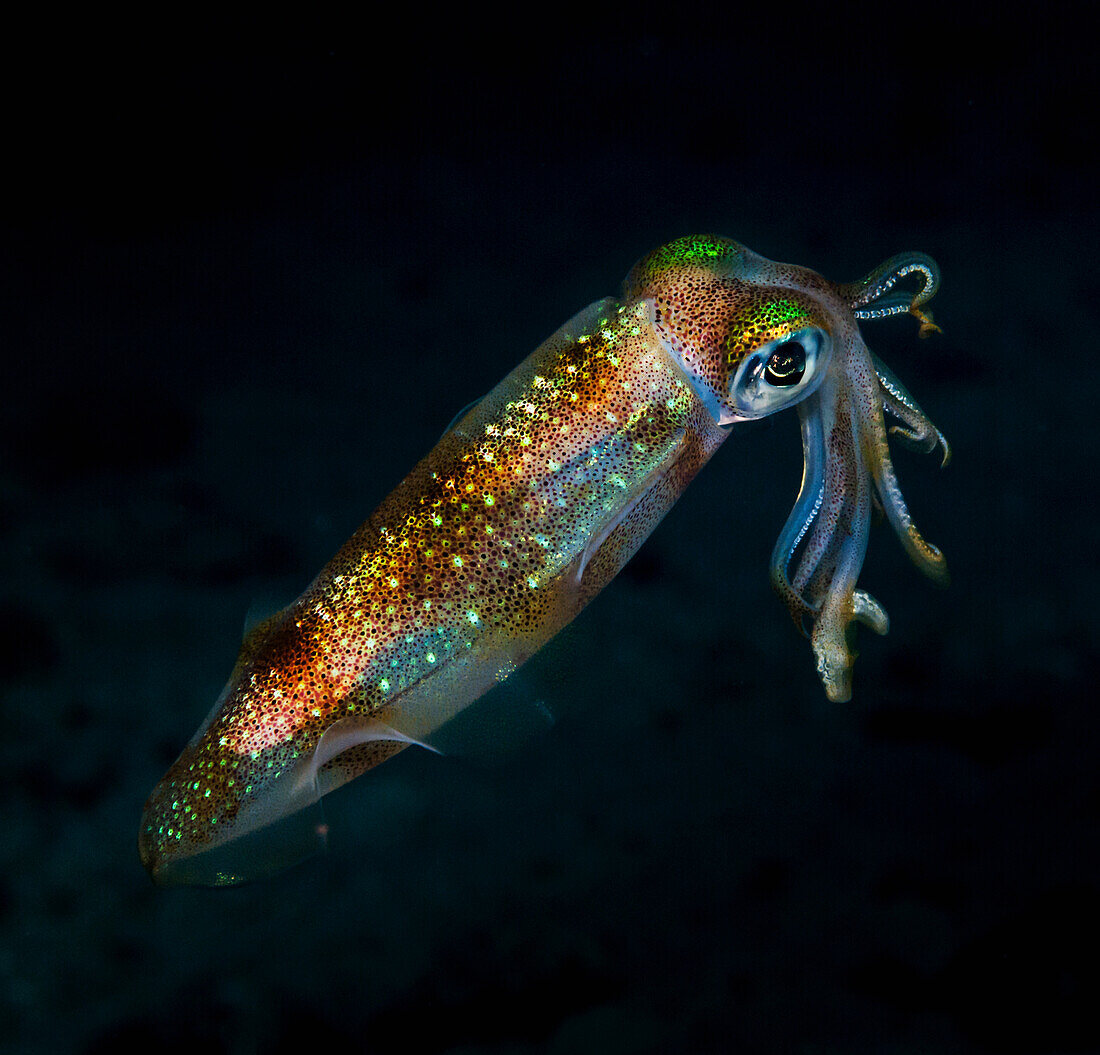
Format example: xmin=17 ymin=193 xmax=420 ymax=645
xmin=1 ymin=21 xmax=1095 ymax=1054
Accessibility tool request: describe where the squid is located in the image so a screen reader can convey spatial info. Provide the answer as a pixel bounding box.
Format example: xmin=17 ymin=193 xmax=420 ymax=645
xmin=140 ymin=235 xmax=950 ymax=886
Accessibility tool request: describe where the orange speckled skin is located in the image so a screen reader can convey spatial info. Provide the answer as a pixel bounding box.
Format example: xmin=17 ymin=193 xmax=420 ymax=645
xmin=140 ymin=235 xmax=949 ymax=885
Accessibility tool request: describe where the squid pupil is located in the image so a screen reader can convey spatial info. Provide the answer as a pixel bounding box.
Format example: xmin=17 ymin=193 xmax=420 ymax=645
xmin=764 ymin=341 xmax=806 ymax=386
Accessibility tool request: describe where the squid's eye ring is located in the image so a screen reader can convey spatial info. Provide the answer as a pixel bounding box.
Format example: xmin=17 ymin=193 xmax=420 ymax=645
xmin=727 ymin=325 xmax=828 ymax=419
xmin=764 ymin=341 xmax=807 ymax=387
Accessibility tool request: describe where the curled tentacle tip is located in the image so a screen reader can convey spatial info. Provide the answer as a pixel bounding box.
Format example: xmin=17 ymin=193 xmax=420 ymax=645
xmin=853 ymin=590 xmax=889 ymax=636
xmin=938 ymin=434 xmax=952 ymax=469
xmin=910 ymin=306 xmax=942 ymax=338
xmin=888 ymin=423 xmax=950 ymax=468
xmin=917 ymin=543 xmax=950 ymax=587
xmin=887 ymin=423 xmax=939 ymax=458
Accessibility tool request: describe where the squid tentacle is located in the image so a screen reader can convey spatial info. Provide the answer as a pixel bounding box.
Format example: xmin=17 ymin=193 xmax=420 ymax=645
xmin=766 ymin=247 xmax=949 ymax=701
xmin=841 ymin=252 xmax=942 ymax=338
xmin=861 ymin=403 xmax=949 ymax=585
xmin=882 ymin=391 xmax=951 ymax=465
xmin=841 ymin=252 xmax=940 ymax=316
xmin=873 ymin=353 xmax=951 ymax=466
xmin=807 ymin=394 xmax=877 ymax=702
xmin=852 ymin=590 xmax=889 ymax=635
xmin=776 ymin=343 xmax=943 ymax=697
xmin=770 ymin=396 xmax=827 ymax=629
xmin=790 ymin=401 xmax=851 ymax=602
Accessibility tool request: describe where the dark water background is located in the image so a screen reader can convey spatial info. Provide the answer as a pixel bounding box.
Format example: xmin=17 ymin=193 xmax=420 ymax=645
xmin=2 ymin=18 xmax=1095 ymax=1054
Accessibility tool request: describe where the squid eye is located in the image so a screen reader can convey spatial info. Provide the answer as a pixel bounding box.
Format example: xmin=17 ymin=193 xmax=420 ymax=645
xmin=728 ymin=325 xmax=829 ymax=419
xmin=764 ymin=341 xmax=806 ymax=387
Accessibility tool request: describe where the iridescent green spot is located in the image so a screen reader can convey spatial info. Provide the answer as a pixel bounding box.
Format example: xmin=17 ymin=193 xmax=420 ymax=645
xmin=642 ymin=235 xmax=735 ymax=276
xmin=762 ymin=298 xmax=809 ymax=324
xmin=724 ymin=298 xmax=813 ymax=367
